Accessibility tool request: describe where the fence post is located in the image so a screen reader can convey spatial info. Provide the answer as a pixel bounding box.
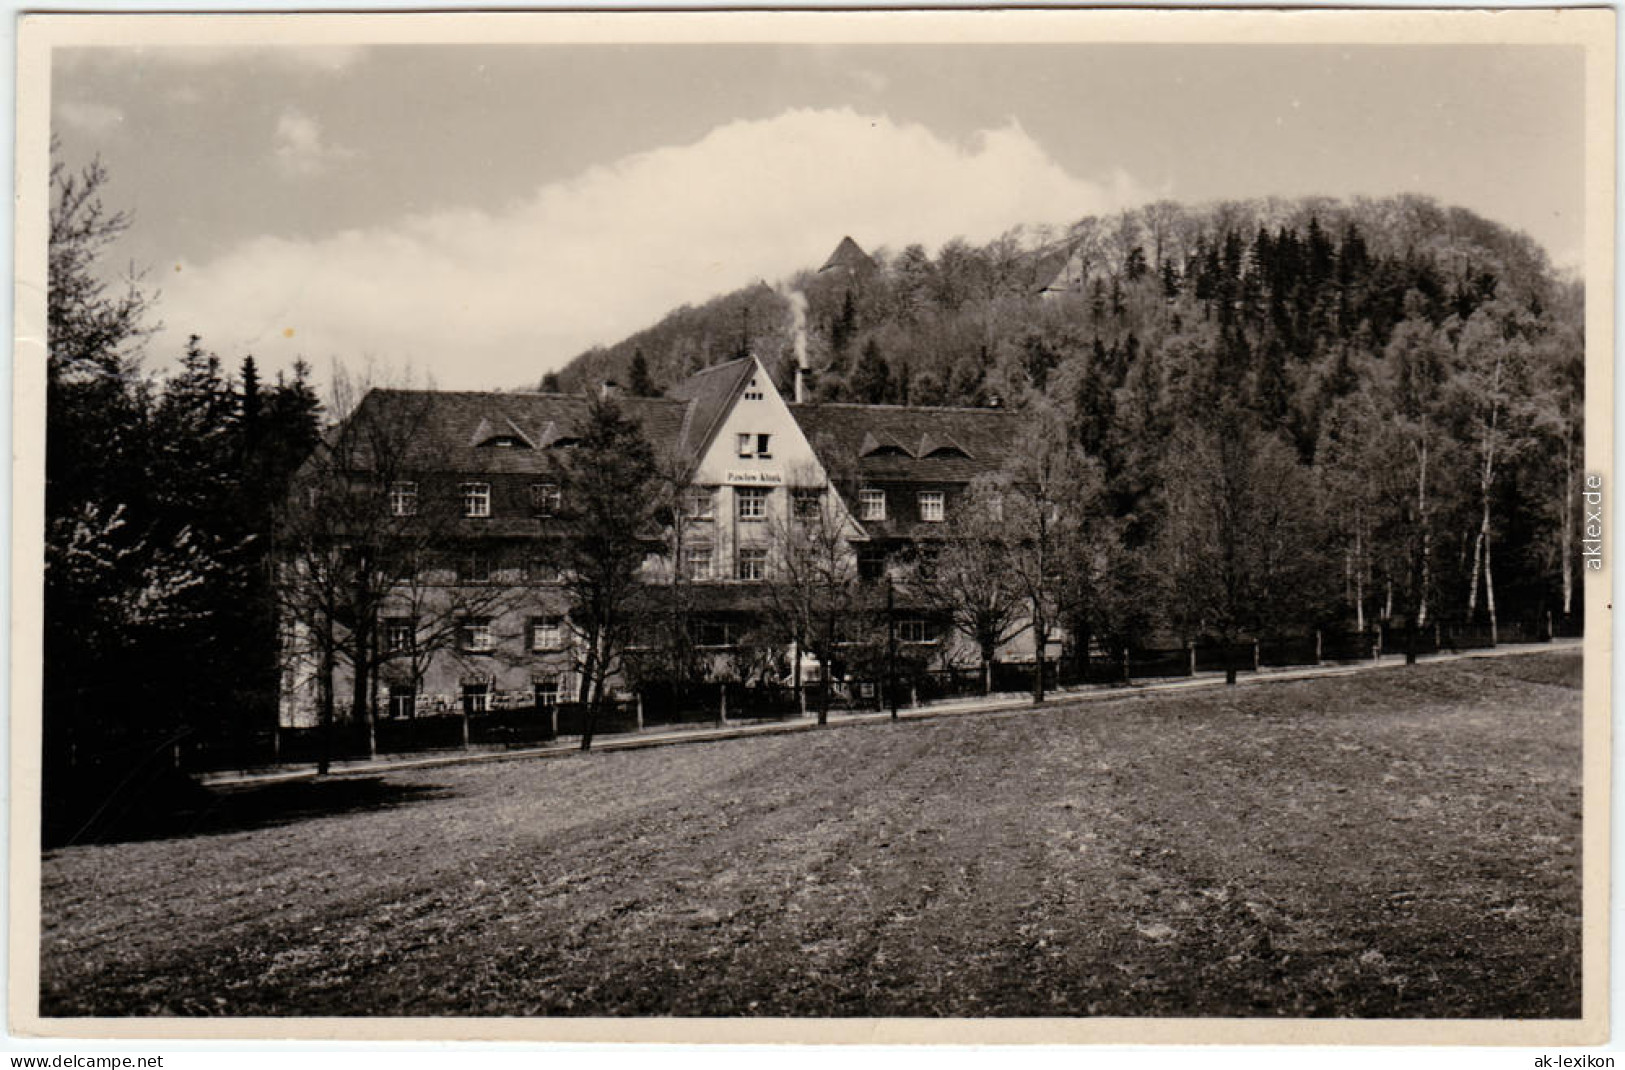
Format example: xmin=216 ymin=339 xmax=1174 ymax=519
xmin=719 ymin=684 xmax=728 ymax=726
xmin=1434 ymin=621 xmax=1441 ymax=652
xmin=911 ymin=683 xmax=919 ymax=709
xmin=1252 ymin=639 xmax=1260 ymax=672
xmin=636 ymin=691 xmax=644 ymax=732
xmin=1314 ymin=629 xmax=1323 ymax=665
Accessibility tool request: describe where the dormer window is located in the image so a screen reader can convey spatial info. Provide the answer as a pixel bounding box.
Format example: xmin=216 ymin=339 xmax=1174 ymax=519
xmin=472 ymin=417 xmax=535 ymax=450
xmin=736 ymin=433 xmax=772 ymax=459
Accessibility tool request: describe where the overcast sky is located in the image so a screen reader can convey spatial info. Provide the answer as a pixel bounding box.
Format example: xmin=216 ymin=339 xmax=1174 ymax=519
xmin=50 ymin=40 xmax=1586 ymax=390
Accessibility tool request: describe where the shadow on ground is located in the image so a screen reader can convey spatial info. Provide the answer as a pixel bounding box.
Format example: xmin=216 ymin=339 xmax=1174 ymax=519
xmin=44 ymin=774 xmax=450 ymax=849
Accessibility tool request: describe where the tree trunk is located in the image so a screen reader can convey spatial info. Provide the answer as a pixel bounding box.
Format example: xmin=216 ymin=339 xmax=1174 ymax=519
xmin=793 ymin=634 xmax=805 ymax=715
xmin=351 ymin=631 xmax=371 ymax=756
xmin=1467 ymin=524 xmax=1485 ymax=617
xmin=1560 ymin=431 xmax=1574 ymax=618
xmin=1417 ymin=437 xmax=1431 ymax=627
xmin=581 ymin=636 xmax=609 ymax=753
xmin=1032 ymin=607 xmax=1047 ymax=704
xmin=366 ymin=658 xmax=379 ymax=759
xmin=1353 ymin=514 xmax=1366 ymax=633
xmin=318 ymin=639 xmax=335 ymax=776
xmin=818 ymin=614 xmax=835 ymax=726
xmin=578 ymin=633 xmax=601 ymax=751
xmin=981 ymin=642 xmax=994 ymax=695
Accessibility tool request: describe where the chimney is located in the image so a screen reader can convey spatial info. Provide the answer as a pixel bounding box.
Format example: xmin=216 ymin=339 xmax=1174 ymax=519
xmin=784 ymin=287 xmax=810 ymax=404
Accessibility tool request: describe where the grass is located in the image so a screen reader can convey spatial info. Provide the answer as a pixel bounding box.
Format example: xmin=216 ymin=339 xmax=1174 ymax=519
xmin=38 ymin=651 xmax=1582 ymax=1018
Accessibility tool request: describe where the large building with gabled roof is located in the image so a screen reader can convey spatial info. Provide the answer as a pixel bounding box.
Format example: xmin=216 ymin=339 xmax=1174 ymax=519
xmin=278 ymin=354 xmax=1023 ymax=727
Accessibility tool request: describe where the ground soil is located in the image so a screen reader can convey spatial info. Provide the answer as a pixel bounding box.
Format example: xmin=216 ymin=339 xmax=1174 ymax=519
xmin=38 ymin=651 xmax=1583 ymax=1018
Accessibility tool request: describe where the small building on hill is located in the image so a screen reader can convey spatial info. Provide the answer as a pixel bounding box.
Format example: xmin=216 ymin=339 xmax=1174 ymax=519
xmin=818 ymin=235 xmax=877 ymax=279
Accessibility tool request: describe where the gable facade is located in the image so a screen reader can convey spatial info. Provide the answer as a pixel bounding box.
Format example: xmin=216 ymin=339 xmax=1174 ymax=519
xmin=277 ymin=356 xmax=1022 ymax=728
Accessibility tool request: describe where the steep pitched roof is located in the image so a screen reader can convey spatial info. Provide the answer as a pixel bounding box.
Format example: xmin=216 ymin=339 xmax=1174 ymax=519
xmin=662 ymin=356 xmax=757 ymax=465
xmin=1033 ymin=245 xmax=1086 ymax=296
xmin=790 ymin=402 xmax=1019 ymax=484
xmin=334 ymin=389 xmax=692 ymax=475
xmin=818 ymin=236 xmax=876 ymax=276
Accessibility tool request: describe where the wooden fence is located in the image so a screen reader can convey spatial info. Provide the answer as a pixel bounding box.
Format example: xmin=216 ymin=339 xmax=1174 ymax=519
xmin=178 ymin=618 xmax=1571 ymax=774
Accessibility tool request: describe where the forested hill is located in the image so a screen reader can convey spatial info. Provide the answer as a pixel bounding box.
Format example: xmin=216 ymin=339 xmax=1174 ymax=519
xmin=553 ymin=194 xmax=1585 ymax=635
xmin=549 ymin=195 xmax=1571 ymax=431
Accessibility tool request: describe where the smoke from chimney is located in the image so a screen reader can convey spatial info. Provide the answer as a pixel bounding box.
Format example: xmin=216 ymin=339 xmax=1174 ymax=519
xmin=781 ymin=287 xmax=810 ymax=403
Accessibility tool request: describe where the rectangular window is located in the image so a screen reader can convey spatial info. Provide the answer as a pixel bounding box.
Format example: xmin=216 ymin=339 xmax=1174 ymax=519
xmin=736 ymin=433 xmax=772 ymax=458
xmin=737 ymin=546 xmax=768 ymax=581
xmin=860 ymin=488 xmax=887 ymax=521
xmin=382 ymin=617 xmax=415 ymax=653
xmin=461 ymin=681 xmax=490 ymax=714
xmin=737 ymin=432 xmax=754 ymax=458
xmin=683 ymin=486 xmax=715 ymax=520
xmin=531 ymin=482 xmax=561 ymax=517
xmin=388 ymin=685 xmax=416 ymax=719
xmin=683 ymin=545 xmax=713 ymax=580
xmin=526 ymin=558 xmax=561 ymax=584
xmin=389 ymin=481 xmax=418 ymax=517
xmin=792 ymin=489 xmax=822 ymax=520
xmin=462 ymin=482 xmax=491 ymax=518
xmin=459 ymin=550 xmax=492 ymax=583
xmin=461 ymin=618 xmax=495 ymax=653
xmin=858 ymin=546 xmax=888 ymax=582
xmin=756 ymin=433 xmax=772 ymax=458
xmin=918 ymin=491 xmax=945 ymax=523
xmin=899 ymin=618 xmax=939 ymax=644
xmin=534 ymin=673 xmax=563 ymax=708
xmin=530 ymin=616 xmax=565 ymax=652
xmin=744 ymin=377 xmax=764 ymax=401
xmin=736 ymin=487 xmax=769 ymax=521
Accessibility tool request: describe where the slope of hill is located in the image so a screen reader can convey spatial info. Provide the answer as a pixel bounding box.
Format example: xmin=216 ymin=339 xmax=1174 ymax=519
xmin=548 ymin=195 xmax=1583 ymax=637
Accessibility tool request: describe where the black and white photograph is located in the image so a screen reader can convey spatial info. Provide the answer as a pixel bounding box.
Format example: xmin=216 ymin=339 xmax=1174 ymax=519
xmin=9 ymin=7 xmax=1613 ymax=1046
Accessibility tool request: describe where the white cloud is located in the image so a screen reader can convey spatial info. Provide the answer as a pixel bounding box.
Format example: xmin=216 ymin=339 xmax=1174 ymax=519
xmin=273 ymin=110 xmax=351 ymax=178
xmin=56 ymin=100 xmax=124 ymax=136
xmin=157 ymin=108 xmax=1143 ymax=389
